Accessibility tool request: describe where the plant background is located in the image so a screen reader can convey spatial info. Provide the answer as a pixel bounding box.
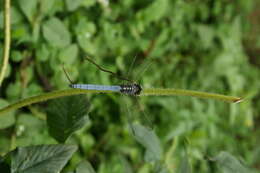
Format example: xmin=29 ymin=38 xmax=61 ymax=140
xmin=0 ymin=0 xmax=260 ymax=172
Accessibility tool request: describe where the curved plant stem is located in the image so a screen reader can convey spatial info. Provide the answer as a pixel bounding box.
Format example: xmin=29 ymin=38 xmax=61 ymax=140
xmin=142 ymin=88 xmax=242 ymax=103
xmin=0 ymin=89 xmax=116 ymax=116
xmin=0 ymin=0 xmax=11 ymax=85
xmin=0 ymin=88 xmax=242 ymax=117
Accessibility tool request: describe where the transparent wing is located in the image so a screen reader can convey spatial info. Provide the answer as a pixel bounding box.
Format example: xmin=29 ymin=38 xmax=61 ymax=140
xmin=132 ymin=96 xmax=153 ymax=130
xmin=123 ymin=55 xmax=154 ymax=84
xmin=121 ymin=94 xmax=136 ymax=135
xmin=134 ymin=58 xmax=154 ymax=83
xmin=126 ymin=54 xmax=138 ymax=80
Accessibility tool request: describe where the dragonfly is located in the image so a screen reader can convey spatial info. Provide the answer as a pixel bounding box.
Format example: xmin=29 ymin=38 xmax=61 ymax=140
xmin=63 ymin=56 xmax=153 ymax=132
xmin=63 ymin=56 xmax=145 ymax=96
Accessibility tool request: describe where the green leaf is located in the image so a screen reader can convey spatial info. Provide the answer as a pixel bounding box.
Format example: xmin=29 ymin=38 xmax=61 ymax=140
xmin=65 ymin=0 xmax=83 ymax=11
xmin=213 ymin=152 xmax=250 ymax=173
xmin=0 ymin=99 xmax=15 ymax=129
xmin=40 ymin=0 xmax=55 ymax=16
xmin=58 ymin=44 xmax=78 ymax=64
xmin=18 ymin=0 xmax=38 ymax=23
xmin=9 ymin=144 xmax=77 ymax=173
xmin=11 ymin=51 xmax=24 ymax=62
xmin=36 ymin=44 xmax=50 ymax=62
xmin=119 ymin=155 xmax=133 ymax=173
xmin=81 ymin=0 xmax=96 ymax=8
xmin=132 ymin=124 xmax=162 ymax=162
xmin=11 ymin=7 xmax=24 ymax=25
xmin=46 ymin=95 xmax=90 ymax=143
xmin=178 ymin=152 xmax=191 ymax=173
xmin=197 ymin=25 xmax=215 ymax=49
xmin=15 ymin=113 xmax=55 ymax=146
xmin=136 ymin=0 xmax=169 ymax=27
xmin=42 ymin=17 xmax=71 ymax=48
xmin=74 ymin=160 xmax=96 ymax=173
xmin=154 ymin=162 xmax=169 ymax=173
xmin=76 ymin=19 xmax=96 ymax=54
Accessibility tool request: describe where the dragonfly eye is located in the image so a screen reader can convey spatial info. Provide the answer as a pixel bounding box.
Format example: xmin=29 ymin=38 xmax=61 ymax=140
xmin=134 ymin=84 xmax=142 ymax=95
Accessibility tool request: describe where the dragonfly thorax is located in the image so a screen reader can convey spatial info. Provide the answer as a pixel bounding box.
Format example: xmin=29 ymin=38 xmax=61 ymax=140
xmin=120 ymin=84 xmax=142 ymax=95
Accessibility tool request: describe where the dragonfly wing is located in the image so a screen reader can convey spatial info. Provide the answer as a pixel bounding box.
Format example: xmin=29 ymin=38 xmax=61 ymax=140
xmin=132 ymin=58 xmax=154 ymax=83
xmin=132 ymin=96 xmax=153 ymax=130
xmin=120 ymin=94 xmax=136 ymax=135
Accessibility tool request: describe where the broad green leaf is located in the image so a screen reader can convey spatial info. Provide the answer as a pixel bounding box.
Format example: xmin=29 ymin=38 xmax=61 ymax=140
xmin=36 ymin=44 xmax=50 ymax=62
xmin=197 ymin=25 xmax=215 ymax=49
xmin=11 ymin=51 xmax=23 ymax=62
xmin=132 ymin=124 xmax=162 ymax=162
xmin=40 ymin=0 xmax=55 ymax=16
xmin=6 ymin=81 xmax=22 ymax=101
xmin=81 ymin=0 xmax=96 ymax=8
xmin=11 ymin=7 xmax=24 ymax=25
xmin=75 ymin=160 xmax=96 ymax=173
xmin=0 ymin=99 xmax=15 ymax=129
xmin=15 ymin=113 xmax=55 ymax=146
xmin=46 ymin=95 xmax=90 ymax=143
xmin=136 ymin=0 xmax=168 ymax=27
xmin=58 ymin=44 xmax=78 ymax=64
xmin=9 ymin=144 xmax=77 ymax=173
xmin=42 ymin=17 xmax=71 ymax=48
xmin=18 ymin=0 xmax=38 ymax=23
xmin=65 ymin=0 xmax=83 ymax=11
xmin=213 ymin=152 xmax=250 ymax=173
xmin=178 ymin=152 xmax=191 ymax=173
xmin=23 ymin=83 xmax=43 ymax=98
xmin=154 ymin=162 xmax=169 ymax=173
xmin=119 ymin=155 xmax=133 ymax=173
xmin=76 ymin=19 xmax=96 ymax=54
xmin=75 ymin=19 xmax=96 ymax=36
xmin=11 ymin=23 xmax=30 ymax=42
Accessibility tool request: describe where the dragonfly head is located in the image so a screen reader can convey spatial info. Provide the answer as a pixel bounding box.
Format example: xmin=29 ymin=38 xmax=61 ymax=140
xmin=134 ymin=83 xmax=142 ymax=95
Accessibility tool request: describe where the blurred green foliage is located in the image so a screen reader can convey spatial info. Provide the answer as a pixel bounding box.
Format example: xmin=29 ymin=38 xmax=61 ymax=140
xmin=0 ymin=0 xmax=260 ymax=172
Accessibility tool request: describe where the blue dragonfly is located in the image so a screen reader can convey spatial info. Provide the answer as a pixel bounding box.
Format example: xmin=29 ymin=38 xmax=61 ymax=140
xmin=63 ymin=56 xmax=144 ymax=95
xmin=63 ymin=56 xmax=153 ymax=132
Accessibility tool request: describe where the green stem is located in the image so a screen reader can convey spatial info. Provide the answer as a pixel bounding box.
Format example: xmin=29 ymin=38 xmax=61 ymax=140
xmin=0 ymin=89 xmax=116 ymax=116
xmin=142 ymin=88 xmax=242 ymax=103
xmin=0 ymin=0 xmax=11 ymax=85
xmin=0 ymin=88 xmax=242 ymax=117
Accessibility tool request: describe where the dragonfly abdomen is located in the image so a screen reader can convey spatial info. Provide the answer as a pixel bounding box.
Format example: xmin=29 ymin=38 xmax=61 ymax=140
xmin=70 ymin=84 xmax=121 ymax=92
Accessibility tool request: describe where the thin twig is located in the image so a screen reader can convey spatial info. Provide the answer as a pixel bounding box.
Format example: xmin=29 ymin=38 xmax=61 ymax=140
xmin=62 ymin=64 xmax=74 ymax=84
xmin=84 ymin=56 xmax=133 ymax=83
xmin=0 ymin=0 xmax=11 ymax=85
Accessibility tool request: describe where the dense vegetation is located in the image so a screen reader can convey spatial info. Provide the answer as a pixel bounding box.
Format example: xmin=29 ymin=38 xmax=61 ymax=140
xmin=0 ymin=0 xmax=259 ymax=172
